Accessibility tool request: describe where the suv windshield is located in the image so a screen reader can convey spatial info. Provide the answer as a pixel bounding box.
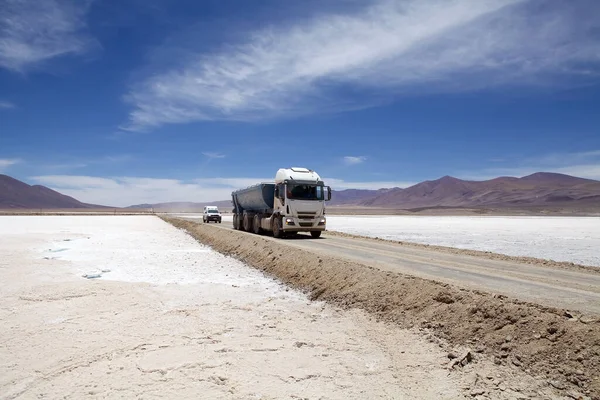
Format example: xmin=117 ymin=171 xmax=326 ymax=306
xmin=286 ymin=184 xmax=324 ymax=200
xmin=208 ymin=210 xmax=219 ymax=214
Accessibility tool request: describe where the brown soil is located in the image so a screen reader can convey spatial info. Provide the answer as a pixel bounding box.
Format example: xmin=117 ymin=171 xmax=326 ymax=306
xmin=164 ymin=217 xmax=600 ymax=399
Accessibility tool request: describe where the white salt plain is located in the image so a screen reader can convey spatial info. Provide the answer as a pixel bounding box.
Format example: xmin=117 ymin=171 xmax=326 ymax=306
xmin=326 ymin=216 xmax=600 ymax=267
xmin=0 ymin=215 xmax=465 ymax=399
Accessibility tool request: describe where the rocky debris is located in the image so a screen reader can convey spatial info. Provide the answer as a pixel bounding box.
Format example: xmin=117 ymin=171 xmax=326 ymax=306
xmin=448 ymin=349 xmax=473 ymax=369
xmin=550 ymin=380 xmax=566 ymax=390
xmin=567 ymin=390 xmax=591 ymax=400
xmin=470 ymin=388 xmax=486 ymax=396
xmin=293 ymin=341 xmax=314 ymax=348
xmin=433 ymin=291 xmax=455 ymax=304
xmin=579 ymin=316 xmax=598 ymax=324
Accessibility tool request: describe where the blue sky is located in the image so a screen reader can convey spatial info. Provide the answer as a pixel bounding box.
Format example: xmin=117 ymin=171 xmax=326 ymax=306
xmin=1 ymin=0 xmax=599 ymax=206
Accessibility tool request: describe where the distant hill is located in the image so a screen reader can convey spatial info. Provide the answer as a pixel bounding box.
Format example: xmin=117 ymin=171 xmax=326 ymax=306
xmin=343 ymin=172 xmax=600 ymax=209
xmin=127 ymin=200 xmax=232 ymax=212
xmin=0 ymin=174 xmax=106 ymax=209
xmin=330 ymin=188 xmax=396 ymax=205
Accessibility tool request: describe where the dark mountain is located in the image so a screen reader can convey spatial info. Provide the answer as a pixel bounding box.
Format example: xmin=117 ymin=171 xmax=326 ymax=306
xmin=0 ymin=174 xmax=105 ymax=209
xmin=360 ymin=172 xmax=600 ymax=209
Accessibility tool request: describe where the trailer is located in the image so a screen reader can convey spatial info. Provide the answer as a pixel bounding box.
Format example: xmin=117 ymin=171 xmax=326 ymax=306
xmin=231 ymin=167 xmax=331 ymax=238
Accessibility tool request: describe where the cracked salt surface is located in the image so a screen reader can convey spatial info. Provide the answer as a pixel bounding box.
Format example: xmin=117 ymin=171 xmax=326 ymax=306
xmin=0 ymin=215 xmax=467 ymax=399
xmin=31 ymin=216 xmax=293 ymax=296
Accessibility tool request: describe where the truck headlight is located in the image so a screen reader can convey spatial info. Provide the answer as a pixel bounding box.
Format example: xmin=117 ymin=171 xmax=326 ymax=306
xmin=318 ymin=218 xmax=326 ymax=225
xmin=285 ymin=218 xmax=295 ymax=225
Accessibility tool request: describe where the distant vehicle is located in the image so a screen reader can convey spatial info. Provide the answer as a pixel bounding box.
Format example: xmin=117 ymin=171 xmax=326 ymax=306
xmin=203 ymin=206 xmax=222 ymax=223
xmin=231 ymin=167 xmax=331 ymax=238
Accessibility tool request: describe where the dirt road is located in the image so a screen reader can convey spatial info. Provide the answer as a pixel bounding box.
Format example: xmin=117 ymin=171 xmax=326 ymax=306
xmin=180 ymin=216 xmax=600 ymax=315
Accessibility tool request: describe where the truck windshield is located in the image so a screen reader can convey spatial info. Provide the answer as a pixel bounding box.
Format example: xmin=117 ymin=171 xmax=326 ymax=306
xmin=286 ymin=184 xmax=324 ymax=200
xmin=208 ymin=210 xmax=219 ymax=214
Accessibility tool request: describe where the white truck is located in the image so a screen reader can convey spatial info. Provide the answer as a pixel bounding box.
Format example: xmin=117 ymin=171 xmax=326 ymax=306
xmin=231 ymin=167 xmax=331 ymax=238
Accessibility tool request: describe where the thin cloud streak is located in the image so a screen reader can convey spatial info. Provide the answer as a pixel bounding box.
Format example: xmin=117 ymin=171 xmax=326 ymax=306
xmin=0 ymin=100 xmax=15 ymax=109
xmin=0 ymin=0 xmax=95 ymax=72
xmin=0 ymin=158 xmax=21 ymax=172
xmin=124 ymin=0 xmax=600 ymax=130
xmin=202 ymin=152 xmax=226 ymax=159
xmin=343 ymin=156 xmax=367 ymax=165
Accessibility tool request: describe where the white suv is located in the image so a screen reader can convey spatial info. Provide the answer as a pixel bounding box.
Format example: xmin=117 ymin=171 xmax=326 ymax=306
xmin=203 ymin=207 xmax=222 ymax=223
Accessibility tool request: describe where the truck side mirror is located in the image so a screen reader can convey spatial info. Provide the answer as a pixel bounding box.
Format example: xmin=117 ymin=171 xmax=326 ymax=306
xmin=326 ymin=186 xmax=332 ymax=201
xmin=274 ymin=186 xmax=279 ymax=198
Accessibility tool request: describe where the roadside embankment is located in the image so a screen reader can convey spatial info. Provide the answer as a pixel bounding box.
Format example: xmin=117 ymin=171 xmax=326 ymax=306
xmin=164 ymin=217 xmax=600 ymax=399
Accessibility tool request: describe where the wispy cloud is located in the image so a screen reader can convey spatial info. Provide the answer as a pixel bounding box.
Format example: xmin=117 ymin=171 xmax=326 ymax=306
xmin=0 ymin=0 xmax=95 ymax=72
xmin=343 ymin=156 xmax=367 ymax=165
xmin=459 ymin=150 xmax=600 ymax=181
xmin=0 ymin=100 xmax=15 ymax=109
xmin=29 ymin=174 xmax=409 ymax=206
xmin=202 ymin=152 xmax=226 ymax=159
xmin=123 ymin=0 xmax=600 ymax=130
xmin=0 ymin=158 xmax=21 ymax=172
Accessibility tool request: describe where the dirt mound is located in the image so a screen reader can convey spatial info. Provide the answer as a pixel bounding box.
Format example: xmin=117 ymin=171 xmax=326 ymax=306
xmin=165 ymin=217 xmax=600 ymax=399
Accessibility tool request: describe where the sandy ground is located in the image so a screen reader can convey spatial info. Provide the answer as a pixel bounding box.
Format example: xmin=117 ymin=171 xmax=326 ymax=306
xmin=167 ymin=217 xmax=600 ymax=399
xmin=1 ymin=216 xmax=468 ymax=399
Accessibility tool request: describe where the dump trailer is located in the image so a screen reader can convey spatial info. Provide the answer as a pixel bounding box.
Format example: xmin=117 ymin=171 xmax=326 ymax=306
xmin=232 ymin=167 xmax=331 ymax=238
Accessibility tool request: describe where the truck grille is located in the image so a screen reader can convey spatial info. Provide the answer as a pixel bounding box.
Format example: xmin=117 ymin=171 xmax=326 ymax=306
xmin=299 ymin=222 xmax=313 ymax=227
xmin=297 ymin=211 xmax=316 ymax=220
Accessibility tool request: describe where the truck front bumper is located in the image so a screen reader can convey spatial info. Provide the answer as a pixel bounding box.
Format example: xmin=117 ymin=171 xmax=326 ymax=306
xmin=282 ymin=217 xmax=325 ymax=231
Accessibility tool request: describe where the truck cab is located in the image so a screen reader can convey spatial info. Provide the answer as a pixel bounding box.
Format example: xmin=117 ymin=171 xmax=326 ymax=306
xmin=203 ymin=206 xmax=222 ymax=223
xmin=273 ymin=167 xmax=331 ymax=238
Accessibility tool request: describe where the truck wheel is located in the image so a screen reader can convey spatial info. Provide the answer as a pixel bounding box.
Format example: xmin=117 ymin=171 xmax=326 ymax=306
xmin=233 ymin=214 xmax=240 ymax=230
xmin=253 ymin=215 xmax=261 ymax=234
xmin=273 ymin=217 xmax=283 ymax=238
xmin=310 ymin=231 xmax=322 ymax=239
xmin=243 ymin=214 xmax=252 ymax=232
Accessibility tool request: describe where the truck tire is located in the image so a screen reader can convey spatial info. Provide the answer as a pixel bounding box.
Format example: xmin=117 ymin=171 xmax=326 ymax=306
xmin=233 ymin=214 xmax=240 ymax=230
xmin=310 ymin=231 xmax=322 ymax=239
xmin=272 ymin=217 xmax=283 ymax=238
xmin=243 ymin=214 xmax=252 ymax=232
xmin=253 ymin=215 xmax=261 ymax=234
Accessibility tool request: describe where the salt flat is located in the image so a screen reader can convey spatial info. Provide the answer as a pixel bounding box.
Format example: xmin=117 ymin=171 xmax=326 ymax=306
xmin=326 ymin=216 xmax=600 ymax=267
xmin=0 ymin=216 xmax=464 ymax=399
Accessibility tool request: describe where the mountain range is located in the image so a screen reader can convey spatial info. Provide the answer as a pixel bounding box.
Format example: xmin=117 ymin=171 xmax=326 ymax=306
xmin=0 ymin=174 xmax=104 ymax=209
xmin=331 ymin=172 xmax=600 ymax=209
xmin=1 ymin=172 xmax=599 ymax=211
